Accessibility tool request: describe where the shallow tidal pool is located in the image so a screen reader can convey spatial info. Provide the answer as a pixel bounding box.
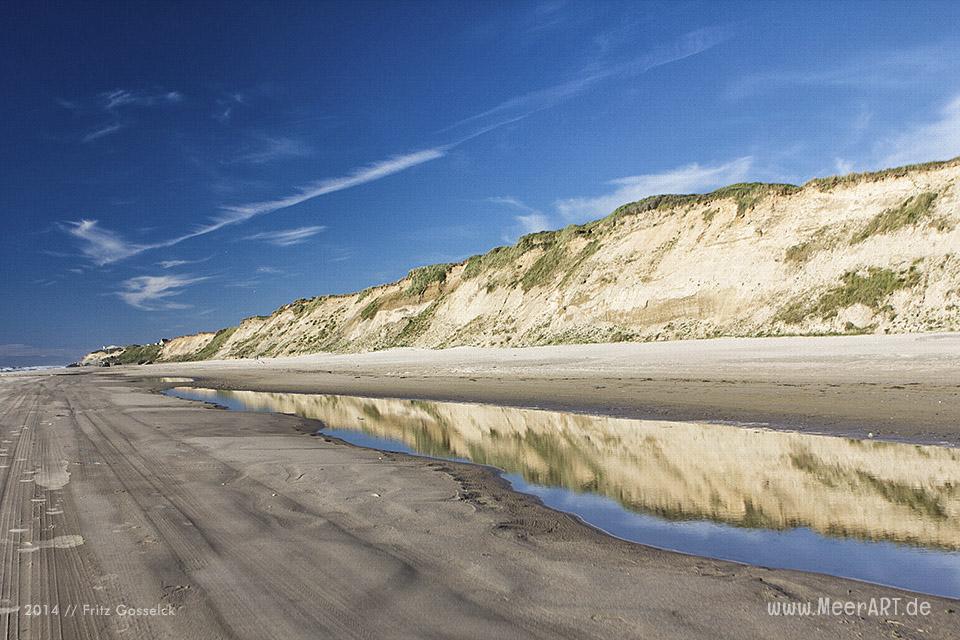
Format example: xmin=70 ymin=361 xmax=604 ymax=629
xmin=165 ymin=386 xmax=960 ymax=599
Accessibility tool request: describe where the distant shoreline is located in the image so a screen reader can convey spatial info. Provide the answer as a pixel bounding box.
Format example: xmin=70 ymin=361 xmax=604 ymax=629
xmin=0 ymin=364 xmax=65 ymax=373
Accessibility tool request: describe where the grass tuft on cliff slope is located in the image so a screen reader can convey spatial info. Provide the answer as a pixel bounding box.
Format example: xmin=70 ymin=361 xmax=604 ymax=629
xmin=851 ymin=192 xmax=939 ymax=244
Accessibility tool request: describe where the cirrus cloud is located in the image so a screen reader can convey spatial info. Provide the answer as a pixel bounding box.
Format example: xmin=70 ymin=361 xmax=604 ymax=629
xmin=63 ymin=219 xmax=146 ymax=265
xmin=243 ymin=225 xmax=326 ymax=247
xmin=64 ymin=147 xmax=446 ymax=266
xmin=879 ymin=93 xmax=960 ymax=167
xmin=555 ymin=157 xmax=753 ymax=223
xmin=116 ymin=274 xmax=208 ymax=310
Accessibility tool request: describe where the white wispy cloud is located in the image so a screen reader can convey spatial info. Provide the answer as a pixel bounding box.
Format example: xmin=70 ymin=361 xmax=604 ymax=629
xmin=727 ymin=43 xmax=960 ymax=100
xmin=528 ymin=0 xmax=568 ymax=32
xmin=516 ymin=213 xmax=552 ymax=234
xmin=82 ymin=123 xmax=125 ymax=143
xmin=555 ymin=157 xmax=753 ymax=223
xmin=73 ymin=88 xmax=183 ymax=143
xmin=65 ymin=147 xmax=446 ymax=265
xmin=64 ymin=219 xmax=146 ymax=265
xmin=443 ymin=25 xmax=731 ymax=132
xmin=834 ymin=158 xmax=856 ymax=175
xmin=157 ymin=256 xmax=211 ymax=269
xmin=488 ymin=196 xmax=538 ymax=213
xmin=101 ymin=89 xmax=183 ymax=112
xmin=117 ymin=274 xmax=207 ymax=310
xmin=443 ymin=73 xmax=607 ymax=133
xmin=228 ymin=135 xmax=313 ymax=164
xmin=219 ymin=148 xmax=446 ymax=221
xmin=214 ymin=106 xmax=235 ymax=124
xmin=213 ymin=88 xmax=264 ymax=123
xmin=879 ymin=93 xmax=960 ymax=167
xmin=64 ymin=27 xmax=726 ymax=265
xmin=225 ymin=279 xmax=263 ymax=289
xmin=489 ymin=196 xmax=554 ymax=235
xmin=243 ymin=225 xmax=326 ymax=246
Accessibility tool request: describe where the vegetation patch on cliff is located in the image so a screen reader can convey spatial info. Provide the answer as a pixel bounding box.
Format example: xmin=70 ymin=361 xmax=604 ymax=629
xmin=851 ymin=192 xmax=939 ymax=244
xmin=784 ymin=241 xmax=818 ymax=264
xmin=390 ymin=302 xmax=439 ymax=347
xmin=521 ymin=242 xmax=566 ymax=291
xmin=461 ymin=224 xmax=602 ymax=292
xmin=229 ymin=331 xmax=270 ymax=359
xmin=714 ymin=183 xmax=801 ymax=216
xmin=806 ymin=157 xmax=959 ymax=191
xmin=360 ymin=298 xmax=381 ymax=320
xmin=610 ymin=183 xmax=800 ymax=221
xmin=288 ymin=297 xmax=322 ymax=317
xmin=777 ymin=265 xmax=922 ymax=324
xmin=113 ymin=343 xmax=161 ymax=364
xmin=784 ymin=227 xmax=838 ymax=264
xmin=462 ymin=231 xmax=558 ymax=281
xmin=189 ymin=327 xmax=237 ymax=360
xmin=520 ymin=225 xmax=604 ymax=291
xmin=406 ymin=264 xmax=452 ymax=296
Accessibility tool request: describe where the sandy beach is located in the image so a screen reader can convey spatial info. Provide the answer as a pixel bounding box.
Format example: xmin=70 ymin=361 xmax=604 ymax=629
xmin=141 ymin=332 xmax=960 ymax=444
xmin=1 ymin=334 xmax=958 ymax=638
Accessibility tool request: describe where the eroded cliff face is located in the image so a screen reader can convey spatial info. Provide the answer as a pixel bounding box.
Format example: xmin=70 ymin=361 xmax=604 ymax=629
xmin=89 ymin=158 xmax=960 ymax=363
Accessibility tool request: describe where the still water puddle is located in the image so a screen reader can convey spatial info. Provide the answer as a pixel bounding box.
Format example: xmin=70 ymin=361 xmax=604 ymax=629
xmin=165 ymin=386 xmax=960 ymax=599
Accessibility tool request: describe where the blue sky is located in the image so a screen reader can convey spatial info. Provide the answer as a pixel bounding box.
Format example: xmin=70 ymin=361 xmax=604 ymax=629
xmin=3 ymin=1 xmax=960 ymax=365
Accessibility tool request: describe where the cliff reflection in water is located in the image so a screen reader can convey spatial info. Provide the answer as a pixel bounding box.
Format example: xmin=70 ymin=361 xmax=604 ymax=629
xmin=180 ymin=387 xmax=960 ymax=550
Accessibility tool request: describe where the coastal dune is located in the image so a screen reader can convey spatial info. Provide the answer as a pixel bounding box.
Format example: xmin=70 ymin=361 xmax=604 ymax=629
xmin=85 ymin=158 xmax=960 ymax=366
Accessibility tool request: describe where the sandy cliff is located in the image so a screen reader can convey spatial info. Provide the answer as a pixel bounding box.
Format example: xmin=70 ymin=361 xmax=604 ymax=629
xmin=88 ymin=158 xmax=960 ymax=363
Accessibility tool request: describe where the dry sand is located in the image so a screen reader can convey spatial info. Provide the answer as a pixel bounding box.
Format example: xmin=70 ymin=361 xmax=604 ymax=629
xmin=2 ymin=333 xmax=959 ymax=638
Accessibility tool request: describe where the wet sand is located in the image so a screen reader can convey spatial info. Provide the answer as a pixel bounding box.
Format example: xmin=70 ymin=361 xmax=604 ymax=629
xmin=143 ymin=332 xmax=960 ymax=444
xmin=2 ymin=333 xmax=960 ymax=638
